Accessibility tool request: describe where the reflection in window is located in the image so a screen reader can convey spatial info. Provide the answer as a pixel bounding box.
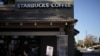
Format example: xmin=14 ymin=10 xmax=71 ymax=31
xmin=0 ymin=40 xmax=4 ymax=43
xmin=0 ymin=35 xmax=40 ymax=56
xmin=57 ymin=35 xmax=68 ymax=56
xmin=1 ymin=0 xmax=15 ymax=5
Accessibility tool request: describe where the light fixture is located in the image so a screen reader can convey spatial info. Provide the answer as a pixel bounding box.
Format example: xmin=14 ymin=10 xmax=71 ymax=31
xmin=50 ymin=22 xmax=53 ymax=26
xmin=5 ymin=22 xmax=8 ymax=26
xmin=65 ymin=22 xmax=67 ymax=25
xmin=20 ymin=22 xmax=23 ymax=26
xmin=34 ymin=22 xmax=37 ymax=26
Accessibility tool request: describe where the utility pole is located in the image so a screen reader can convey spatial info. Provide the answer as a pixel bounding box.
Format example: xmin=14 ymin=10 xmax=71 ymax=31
xmin=86 ymin=30 xmax=87 ymax=38
xmin=84 ymin=30 xmax=87 ymax=48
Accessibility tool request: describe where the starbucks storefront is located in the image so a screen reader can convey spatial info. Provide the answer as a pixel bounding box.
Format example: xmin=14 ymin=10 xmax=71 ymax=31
xmin=0 ymin=0 xmax=79 ymax=56
xmin=0 ymin=27 xmax=68 ymax=56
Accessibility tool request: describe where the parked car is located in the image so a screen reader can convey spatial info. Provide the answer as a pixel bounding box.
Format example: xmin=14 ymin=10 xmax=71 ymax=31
xmin=87 ymin=47 xmax=94 ymax=51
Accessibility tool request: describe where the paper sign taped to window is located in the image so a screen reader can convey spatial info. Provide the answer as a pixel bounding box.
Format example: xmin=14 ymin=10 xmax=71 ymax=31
xmin=46 ymin=45 xmax=54 ymax=56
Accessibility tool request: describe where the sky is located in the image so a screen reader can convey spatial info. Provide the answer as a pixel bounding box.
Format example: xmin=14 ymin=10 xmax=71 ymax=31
xmin=74 ymin=0 xmax=100 ymax=42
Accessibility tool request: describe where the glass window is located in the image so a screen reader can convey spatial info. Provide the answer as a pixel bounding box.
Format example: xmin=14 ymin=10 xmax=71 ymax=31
xmin=0 ymin=40 xmax=4 ymax=43
xmin=57 ymin=35 xmax=68 ymax=56
xmin=0 ymin=0 xmax=4 ymax=5
xmin=0 ymin=35 xmax=40 ymax=56
xmin=1 ymin=0 xmax=15 ymax=5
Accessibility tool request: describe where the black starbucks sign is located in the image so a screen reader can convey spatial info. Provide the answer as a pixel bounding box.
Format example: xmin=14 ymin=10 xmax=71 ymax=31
xmin=15 ymin=0 xmax=72 ymax=8
xmin=16 ymin=3 xmax=71 ymax=8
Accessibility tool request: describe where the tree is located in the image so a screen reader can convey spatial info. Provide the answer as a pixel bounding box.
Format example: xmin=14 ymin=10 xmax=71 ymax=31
xmin=77 ymin=40 xmax=84 ymax=47
xmin=84 ymin=34 xmax=96 ymax=47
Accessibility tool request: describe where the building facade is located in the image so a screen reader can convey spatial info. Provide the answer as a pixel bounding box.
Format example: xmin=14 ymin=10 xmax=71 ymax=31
xmin=0 ymin=0 xmax=79 ymax=56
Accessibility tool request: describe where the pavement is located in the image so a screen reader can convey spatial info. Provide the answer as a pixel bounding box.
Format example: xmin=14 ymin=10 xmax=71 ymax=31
xmin=77 ymin=47 xmax=100 ymax=52
xmin=77 ymin=47 xmax=100 ymax=56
